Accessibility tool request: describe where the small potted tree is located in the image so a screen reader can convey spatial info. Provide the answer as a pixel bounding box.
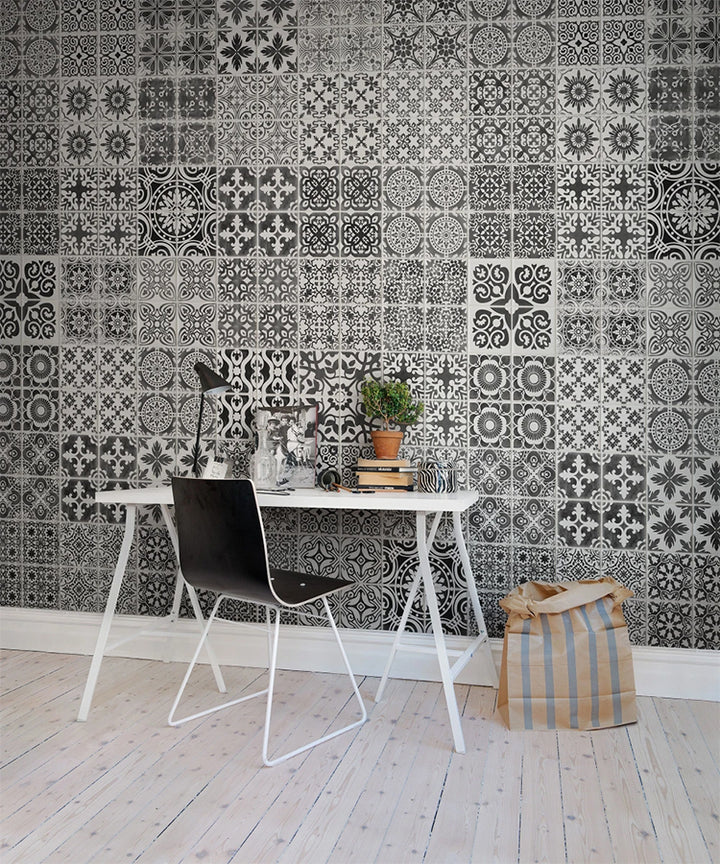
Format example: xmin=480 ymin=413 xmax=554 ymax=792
xmin=360 ymin=377 xmax=424 ymax=459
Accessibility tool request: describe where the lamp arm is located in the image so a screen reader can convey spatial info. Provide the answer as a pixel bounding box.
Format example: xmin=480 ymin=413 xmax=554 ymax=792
xmin=192 ymin=391 xmax=205 ymax=477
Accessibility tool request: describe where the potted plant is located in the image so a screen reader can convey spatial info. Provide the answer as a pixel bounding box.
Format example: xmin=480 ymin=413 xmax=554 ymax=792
xmin=360 ymin=377 xmax=424 ymax=459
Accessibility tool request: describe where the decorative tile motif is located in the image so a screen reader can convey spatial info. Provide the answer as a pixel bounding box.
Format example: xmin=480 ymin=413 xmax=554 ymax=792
xmin=512 ymin=449 xmax=555 ymax=497
xmin=512 ymin=497 xmax=555 ymax=546
xmin=468 ymin=259 xmax=555 ymax=355
xmin=602 ymin=455 xmax=646 ymax=549
xmin=469 ymin=448 xmax=511 ymax=496
xmin=605 ymin=550 xmax=646 ymax=599
xmin=557 ymin=451 xmax=601 ymax=547
xmin=138 ymin=166 xmax=217 ymax=256
xmin=469 ymin=496 xmax=512 ymax=545
xmin=1 ymin=258 xmax=58 ymax=345
xmin=648 ymin=163 xmax=720 ymax=260
xmin=648 ymin=601 xmax=692 ymax=648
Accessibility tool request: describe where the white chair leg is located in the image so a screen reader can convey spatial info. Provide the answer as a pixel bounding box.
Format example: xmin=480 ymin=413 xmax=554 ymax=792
xmin=261 ymin=607 xmax=282 ymax=764
xmin=265 ymin=605 xmax=273 ymax=662
xmin=168 ymin=594 xmax=268 ymax=726
xmin=323 ymin=596 xmax=367 ymax=726
xmin=261 ymin=598 xmax=368 ymax=767
xmin=169 ymin=596 xmax=367 ymax=764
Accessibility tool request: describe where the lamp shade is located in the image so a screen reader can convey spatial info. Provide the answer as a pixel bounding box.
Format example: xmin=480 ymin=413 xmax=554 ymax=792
xmin=194 ymin=361 xmax=231 ymax=396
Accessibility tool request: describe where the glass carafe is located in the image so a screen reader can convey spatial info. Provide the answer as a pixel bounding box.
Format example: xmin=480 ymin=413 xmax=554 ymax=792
xmin=251 ymin=424 xmax=277 ymax=488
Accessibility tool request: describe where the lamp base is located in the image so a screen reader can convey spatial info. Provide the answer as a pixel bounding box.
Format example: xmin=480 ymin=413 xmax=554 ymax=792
xmin=192 ymin=392 xmax=205 ymax=476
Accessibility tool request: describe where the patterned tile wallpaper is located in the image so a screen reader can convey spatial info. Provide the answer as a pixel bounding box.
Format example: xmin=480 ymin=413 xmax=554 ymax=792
xmin=0 ymin=0 xmax=718 ymax=649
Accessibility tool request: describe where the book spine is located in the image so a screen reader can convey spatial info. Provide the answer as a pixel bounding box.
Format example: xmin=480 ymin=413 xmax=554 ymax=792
xmin=356 ymin=485 xmax=413 ymax=491
xmin=356 ymin=460 xmax=410 ymax=468
xmin=356 ymin=472 xmax=414 ymax=485
xmin=353 ymin=465 xmax=415 ymax=472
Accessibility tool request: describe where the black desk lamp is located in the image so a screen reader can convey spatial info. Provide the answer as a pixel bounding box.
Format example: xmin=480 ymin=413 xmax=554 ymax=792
xmin=192 ymin=361 xmax=231 ymax=476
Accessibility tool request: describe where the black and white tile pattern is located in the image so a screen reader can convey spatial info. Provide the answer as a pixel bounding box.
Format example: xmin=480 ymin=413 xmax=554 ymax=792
xmin=1 ymin=0 xmax=718 ymax=647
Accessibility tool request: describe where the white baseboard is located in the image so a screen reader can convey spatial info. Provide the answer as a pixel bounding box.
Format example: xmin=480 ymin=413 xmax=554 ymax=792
xmin=628 ymin=644 xmax=720 ymax=702
xmin=1 ymin=607 xmax=718 ymax=702
xmin=0 ymin=607 xmax=499 ymax=687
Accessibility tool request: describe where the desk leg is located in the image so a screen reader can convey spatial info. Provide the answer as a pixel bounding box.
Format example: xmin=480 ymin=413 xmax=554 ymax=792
xmin=168 ymin=567 xmax=184 ymax=625
xmin=453 ymin=511 xmax=498 ymax=688
xmin=418 ymin=511 xmax=466 ymax=754
xmin=77 ymin=504 xmax=137 ymax=721
xmin=375 ymin=510 xmax=442 ymax=703
xmin=158 ymin=567 xmax=185 ymax=664
xmin=375 ymin=567 xmax=422 ymax=703
xmin=160 ymin=504 xmax=226 ymax=694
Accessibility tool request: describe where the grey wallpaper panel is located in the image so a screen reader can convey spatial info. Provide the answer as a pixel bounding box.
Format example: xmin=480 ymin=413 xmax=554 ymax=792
xmin=0 ymin=0 xmax=718 ymax=648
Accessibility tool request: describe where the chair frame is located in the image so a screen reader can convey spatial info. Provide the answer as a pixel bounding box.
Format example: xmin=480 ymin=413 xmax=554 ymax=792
xmin=167 ymin=479 xmax=367 ymax=767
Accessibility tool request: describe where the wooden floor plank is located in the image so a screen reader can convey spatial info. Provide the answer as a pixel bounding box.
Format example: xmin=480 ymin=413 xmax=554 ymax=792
xmin=557 ymin=729 xmax=614 ymax=864
xmin=0 ymin=654 xmax=89 ymax=729
xmin=0 ymin=649 xmax=68 ymax=693
xmin=592 ymin=725 xmax=662 ymax=864
xmin=4 ymin=731 xmax=171 ymax=863
xmin=628 ymin=697 xmax=713 ymax=864
xmin=1 ymin=658 xmax=162 ymax=783
xmin=210 ymin=671 xmax=372 ymax=864
xmin=423 ymin=685 xmax=497 ymax=864
xmin=2 ymin=680 xmax=202 ymax=858
xmin=274 ymin=678 xmax=414 ymax=864
xmin=0 ymin=650 xmax=716 ymax=864
xmin=135 ymin=669 xmax=348 ymax=864
xmin=176 ymin=673 xmax=366 ymax=864
xmin=469 ymin=700 xmax=523 ymax=864
xmin=235 ymin=677 xmax=385 ymax=864
xmin=0 ymin=654 xmax=131 ymax=753
xmin=52 ymin=670 xmax=266 ymax=864
xmin=328 ymin=681 xmax=443 ymax=864
xmin=372 ymin=685 xmax=459 ymax=863
xmin=1 ymin=661 xmax=202 ymax=858
xmin=518 ymin=730 xmax=566 ymax=864
xmin=689 ymin=699 xmax=720 ymax=769
xmin=654 ymin=697 xmax=720 ymax=862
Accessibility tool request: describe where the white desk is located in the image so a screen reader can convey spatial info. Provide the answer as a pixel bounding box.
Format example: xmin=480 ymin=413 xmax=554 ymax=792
xmin=82 ymin=485 xmax=494 ymax=753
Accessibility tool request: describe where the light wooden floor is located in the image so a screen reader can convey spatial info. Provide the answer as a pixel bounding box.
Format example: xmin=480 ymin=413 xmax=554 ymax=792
xmin=1 ymin=649 xmax=718 ymax=864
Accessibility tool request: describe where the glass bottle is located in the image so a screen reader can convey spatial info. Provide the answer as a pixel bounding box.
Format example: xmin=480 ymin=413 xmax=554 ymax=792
xmin=251 ymin=423 xmax=277 ymax=488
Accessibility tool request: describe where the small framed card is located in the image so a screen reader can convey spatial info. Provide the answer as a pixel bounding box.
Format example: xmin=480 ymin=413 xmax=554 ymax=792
xmin=202 ymin=457 xmax=231 ymax=479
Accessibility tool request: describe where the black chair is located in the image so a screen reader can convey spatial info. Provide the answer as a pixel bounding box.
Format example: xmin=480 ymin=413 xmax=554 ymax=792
xmin=168 ymin=477 xmax=367 ymax=766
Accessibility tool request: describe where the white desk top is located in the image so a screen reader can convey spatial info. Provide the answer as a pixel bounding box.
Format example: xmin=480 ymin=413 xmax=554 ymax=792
xmin=95 ymin=484 xmax=479 ymax=513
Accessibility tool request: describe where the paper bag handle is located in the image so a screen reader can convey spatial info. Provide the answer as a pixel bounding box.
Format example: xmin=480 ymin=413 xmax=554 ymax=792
xmin=500 ymin=578 xmax=632 ymax=618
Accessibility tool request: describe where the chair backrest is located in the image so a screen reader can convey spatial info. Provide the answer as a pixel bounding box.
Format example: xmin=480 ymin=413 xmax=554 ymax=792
xmin=171 ymin=477 xmax=277 ymax=606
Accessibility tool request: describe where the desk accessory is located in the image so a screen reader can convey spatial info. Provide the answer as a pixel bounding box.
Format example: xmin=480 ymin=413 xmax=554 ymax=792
xmin=251 ymin=417 xmax=278 ymax=488
xmin=417 ymin=460 xmax=457 ymax=493
xmin=202 ymin=457 xmax=231 ymax=479
xmin=318 ymin=467 xmax=342 ymax=490
xmin=331 ymin=482 xmax=375 ymax=494
xmin=192 ymin=362 xmax=232 ymax=477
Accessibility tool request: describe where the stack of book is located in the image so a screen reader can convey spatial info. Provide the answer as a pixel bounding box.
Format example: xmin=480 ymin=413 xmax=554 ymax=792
xmin=354 ymin=457 xmax=415 ymax=491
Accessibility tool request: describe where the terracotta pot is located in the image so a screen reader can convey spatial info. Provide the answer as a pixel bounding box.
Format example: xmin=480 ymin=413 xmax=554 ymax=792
xmin=370 ymin=430 xmax=403 ymax=460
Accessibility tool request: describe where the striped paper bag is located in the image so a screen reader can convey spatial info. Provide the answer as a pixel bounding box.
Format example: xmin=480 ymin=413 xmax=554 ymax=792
xmin=497 ymin=577 xmax=636 ymax=731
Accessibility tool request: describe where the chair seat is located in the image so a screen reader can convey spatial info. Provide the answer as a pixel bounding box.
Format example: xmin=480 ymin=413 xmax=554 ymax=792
xmin=269 ymin=568 xmax=353 ymax=607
